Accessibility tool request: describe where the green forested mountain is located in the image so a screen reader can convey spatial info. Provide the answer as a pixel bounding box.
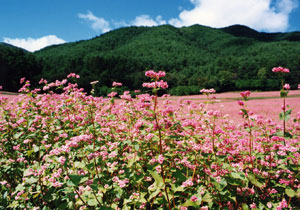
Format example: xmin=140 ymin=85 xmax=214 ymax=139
xmin=1 ymin=24 xmax=300 ymax=95
xmin=0 ymin=43 xmax=41 ymax=91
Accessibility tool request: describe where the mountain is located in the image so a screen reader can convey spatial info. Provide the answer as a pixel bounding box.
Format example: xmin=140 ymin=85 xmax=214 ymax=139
xmin=1 ymin=24 xmax=300 ymax=95
xmin=221 ymin=24 xmax=300 ymax=42
xmin=0 ymin=43 xmax=41 ymax=91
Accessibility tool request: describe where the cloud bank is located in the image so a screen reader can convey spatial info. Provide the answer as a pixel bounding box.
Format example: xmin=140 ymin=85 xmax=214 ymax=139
xmin=3 ymin=35 xmax=66 ymax=52
xmin=169 ymin=0 xmax=298 ymax=32
xmin=78 ymin=11 xmax=167 ymax=32
xmin=78 ymin=11 xmax=111 ymax=33
xmin=131 ymin=15 xmax=166 ymax=27
xmin=81 ymin=0 xmax=297 ymax=34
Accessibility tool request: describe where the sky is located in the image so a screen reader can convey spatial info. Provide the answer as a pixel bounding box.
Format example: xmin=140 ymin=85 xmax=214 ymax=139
xmin=1 ymin=0 xmax=300 ymax=52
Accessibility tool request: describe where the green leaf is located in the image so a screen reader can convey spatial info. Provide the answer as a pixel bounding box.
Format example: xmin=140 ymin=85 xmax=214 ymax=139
xmin=26 ymin=177 xmax=38 ymax=184
xmin=13 ymin=132 xmax=23 ymax=139
xmin=148 ymin=188 xmax=161 ymax=201
xmin=280 ymin=90 xmax=288 ymax=98
xmin=279 ymin=111 xmax=291 ymax=121
xmin=149 ymin=170 xmax=164 ymax=189
xmin=32 ymin=192 xmax=41 ymax=198
xmin=88 ymin=199 xmax=98 ymax=206
xmin=231 ymin=172 xmax=246 ymax=180
xmin=247 ymin=173 xmax=263 ymax=188
xmin=15 ymin=184 xmax=25 ymax=192
xmin=27 ymin=149 xmax=34 ymax=157
xmin=170 ymin=183 xmax=184 ymax=192
xmin=284 ymin=132 xmax=293 ymax=138
xmin=286 ymin=109 xmax=292 ymax=115
xmin=33 ymin=144 xmax=40 ymax=153
xmin=286 ymin=188 xmax=296 ymax=197
xmin=172 ymin=169 xmax=186 ymax=183
xmin=8 ymin=201 xmax=19 ymax=208
xmin=202 ymin=192 xmax=213 ymax=203
xmin=240 ymin=109 xmax=248 ymax=117
xmin=181 ymin=199 xmax=198 ymax=207
xmin=68 ymin=174 xmax=83 ymax=186
xmin=127 ymin=155 xmax=139 ymax=168
xmin=242 ymin=203 xmax=250 ymax=210
xmin=74 ymin=161 xmax=85 ymax=168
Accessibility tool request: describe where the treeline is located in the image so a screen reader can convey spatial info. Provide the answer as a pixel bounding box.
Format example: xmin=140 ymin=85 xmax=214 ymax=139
xmin=1 ymin=24 xmax=300 ymax=95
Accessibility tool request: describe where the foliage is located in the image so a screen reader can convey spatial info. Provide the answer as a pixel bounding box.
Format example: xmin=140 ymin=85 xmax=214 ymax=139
xmin=0 ymin=71 xmax=300 ymax=209
xmin=0 ymin=43 xmax=41 ymax=92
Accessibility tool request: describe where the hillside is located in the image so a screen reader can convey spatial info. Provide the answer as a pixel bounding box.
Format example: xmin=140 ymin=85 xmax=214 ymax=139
xmin=0 ymin=43 xmax=41 ymax=91
xmin=1 ymin=24 xmax=300 ymax=95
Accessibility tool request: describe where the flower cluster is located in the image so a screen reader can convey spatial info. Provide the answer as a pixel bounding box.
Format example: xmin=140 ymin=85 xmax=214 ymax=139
xmin=240 ymin=90 xmax=251 ymax=100
xmin=142 ymin=80 xmax=168 ymax=89
xmin=272 ymin=66 xmax=290 ymax=73
xmin=200 ymin=88 xmax=216 ymax=94
xmin=112 ymin=81 xmax=122 ymax=87
xmin=283 ymin=83 xmax=290 ymax=90
xmin=67 ymin=73 xmax=80 ymax=78
xmin=145 ymin=70 xmax=166 ymax=79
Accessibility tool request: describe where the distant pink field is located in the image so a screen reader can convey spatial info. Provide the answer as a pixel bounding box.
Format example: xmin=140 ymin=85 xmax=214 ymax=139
xmin=169 ymin=90 xmax=300 ymax=100
xmin=207 ymin=97 xmax=300 ymax=122
xmin=1 ymin=90 xmax=299 ymax=122
xmin=0 ymin=93 xmax=19 ymax=101
xmin=162 ymin=90 xmax=300 ymax=122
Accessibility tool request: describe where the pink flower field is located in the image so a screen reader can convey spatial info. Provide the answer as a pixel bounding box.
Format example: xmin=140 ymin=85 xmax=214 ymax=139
xmin=0 ymin=70 xmax=300 ymax=209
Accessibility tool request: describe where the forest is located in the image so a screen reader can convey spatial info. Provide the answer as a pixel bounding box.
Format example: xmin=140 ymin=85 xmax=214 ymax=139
xmin=1 ymin=24 xmax=300 ymax=96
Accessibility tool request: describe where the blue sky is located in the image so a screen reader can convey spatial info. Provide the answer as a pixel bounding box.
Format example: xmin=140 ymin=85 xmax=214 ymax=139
xmin=1 ymin=0 xmax=300 ymax=52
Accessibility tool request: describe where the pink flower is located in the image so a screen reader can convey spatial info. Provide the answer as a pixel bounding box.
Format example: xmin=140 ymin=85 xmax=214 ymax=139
xmin=90 ymin=80 xmax=99 ymax=85
xmin=145 ymin=70 xmax=156 ymax=78
xmin=181 ymin=179 xmax=193 ymax=188
xmin=145 ymin=70 xmax=166 ymax=79
xmin=142 ymin=80 xmax=168 ymax=89
xmin=298 ymin=84 xmax=300 ymax=89
xmin=240 ymin=90 xmax=251 ymax=99
xmin=0 ymin=86 xmax=2 ymax=90
xmin=155 ymin=165 xmax=162 ymax=173
xmin=272 ymin=66 xmax=290 ymax=73
xmin=283 ymin=83 xmax=290 ymax=90
xmin=20 ymin=77 xmax=26 ymax=84
xmin=297 ymin=112 xmax=300 ymax=120
xmin=267 ymin=202 xmax=272 ymax=208
xmin=278 ymin=199 xmax=288 ymax=209
xmin=58 ymin=156 xmax=66 ymax=165
xmin=157 ymin=154 xmax=164 ymax=164
xmin=107 ymin=91 xmax=118 ymax=97
xmin=112 ymin=81 xmax=122 ymax=87
xmin=250 ymin=203 xmax=257 ymax=209
xmin=200 ymin=88 xmax=216 ymax=94
xmin=52 ymin=181 xmax=63 ymax=188
xmin=238 ymin=100 xmax=244 ymax=106
xmin=190 ymin=195 xmax=198 ymax=202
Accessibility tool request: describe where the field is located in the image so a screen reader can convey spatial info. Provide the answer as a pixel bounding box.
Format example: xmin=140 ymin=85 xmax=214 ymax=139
xmin=0 ymin=72 xmax=300 ymax=209
xmin=162 ymin=90 xmax=300 ymax=123
xmin=2 ymin=90 xmax=300 ymax=122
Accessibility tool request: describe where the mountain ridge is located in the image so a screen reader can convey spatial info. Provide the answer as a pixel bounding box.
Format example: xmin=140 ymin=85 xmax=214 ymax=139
xmin=1 ymin=24 xmax=300 ymax=95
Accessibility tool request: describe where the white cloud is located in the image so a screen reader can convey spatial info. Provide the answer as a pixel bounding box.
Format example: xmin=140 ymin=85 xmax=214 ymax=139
xmin=169 ymin=0 xmax=298 ymax=32
xmin=3 ymin=35 xmax=66 ymax=52
xmin=79 ymin=11 xmax=167 ymax=31
xmin=78 ymin=11 xmax=111 ymax=33
xmin=131 ymin=15 xmax=166 ymax=27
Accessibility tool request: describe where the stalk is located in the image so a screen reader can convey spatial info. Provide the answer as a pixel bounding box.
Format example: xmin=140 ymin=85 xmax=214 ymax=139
xmin=153 ymin=91 xmax=171 ymax=210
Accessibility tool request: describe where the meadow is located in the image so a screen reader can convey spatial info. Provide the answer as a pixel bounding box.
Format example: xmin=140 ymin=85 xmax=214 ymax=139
xmin=0 ymin=69 xmax=300 ymax=209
